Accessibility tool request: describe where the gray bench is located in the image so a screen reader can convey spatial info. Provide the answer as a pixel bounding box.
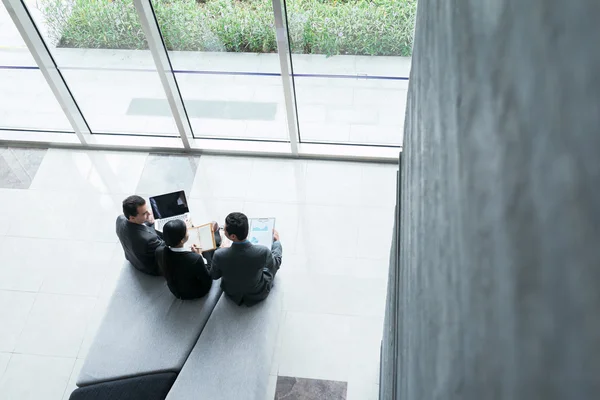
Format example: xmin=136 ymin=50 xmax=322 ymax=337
xmin=77 ymin=263 xmax=223 ymax=386
xmin=73 ymin=263 xmax=282 ymax=400
xmin=166 ymin=280 xmax=283 ymax=400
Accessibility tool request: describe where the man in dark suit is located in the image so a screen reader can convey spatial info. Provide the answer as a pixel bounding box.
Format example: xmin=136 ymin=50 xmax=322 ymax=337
xmin=210 ymin=212 xmax=282 ymax=306
xmin=116 ymin=195 xmax=164 ymax=276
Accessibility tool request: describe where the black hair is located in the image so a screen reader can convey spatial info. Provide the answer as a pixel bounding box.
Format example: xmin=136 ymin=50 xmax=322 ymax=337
xmin=162 ymin=219 xmax=187 ymax=247
xmin=157 ymin=219 xmax=188 ymax=288
xmin=123 ymin=195 xmax=146 ymax=219
xmin=225 ymin=212 xmax=249 ymax=240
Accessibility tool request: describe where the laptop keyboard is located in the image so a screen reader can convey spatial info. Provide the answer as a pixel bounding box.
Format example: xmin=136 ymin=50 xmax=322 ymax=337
xmin=156 ymin=215 xmax=187 ymax=231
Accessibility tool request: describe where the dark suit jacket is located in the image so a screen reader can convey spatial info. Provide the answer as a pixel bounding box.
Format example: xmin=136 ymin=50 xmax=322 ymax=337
xmin=155 ymin=247 xmax=212 ymax=300
xmin=116 ymin=215 xmax=164 ymax=276
xmin=210 ymin=241 xmax=282 ymax=306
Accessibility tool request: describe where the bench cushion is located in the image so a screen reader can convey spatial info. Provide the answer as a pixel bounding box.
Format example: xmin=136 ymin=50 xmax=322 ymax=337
xmin=77 ymin=263 xmax=222 ymax=386
xmin=165 ymin=279 xmax=283 ymax=400
xmin=70 ymin=372 xmax=177 ymax=400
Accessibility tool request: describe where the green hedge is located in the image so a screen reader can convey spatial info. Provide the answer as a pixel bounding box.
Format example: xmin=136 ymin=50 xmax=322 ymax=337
xmin=41 ymin=0 xmax=416 ymax=56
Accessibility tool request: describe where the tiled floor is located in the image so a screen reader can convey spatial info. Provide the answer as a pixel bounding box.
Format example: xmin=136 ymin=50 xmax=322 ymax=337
xmin=0 ymin=147 xmax=395 ymax=399
xmin=0 ymin=147 xmax=47 ymax=189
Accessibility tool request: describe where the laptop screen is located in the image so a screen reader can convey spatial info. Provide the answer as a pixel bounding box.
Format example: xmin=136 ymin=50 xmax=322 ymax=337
xmin=149 ymin=191 xmax=189 ymax=219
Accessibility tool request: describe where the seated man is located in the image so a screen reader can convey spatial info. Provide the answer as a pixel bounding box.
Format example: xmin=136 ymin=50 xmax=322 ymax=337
xmin=210 ymin=212 xmax=282 ymax=306
xmin=116 ymin=195 xmax=164 ymax=276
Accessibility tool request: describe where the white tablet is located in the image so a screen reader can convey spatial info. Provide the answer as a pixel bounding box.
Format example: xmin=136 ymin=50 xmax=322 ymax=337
xmin=248 ymin=217 xmax=276 ymax=250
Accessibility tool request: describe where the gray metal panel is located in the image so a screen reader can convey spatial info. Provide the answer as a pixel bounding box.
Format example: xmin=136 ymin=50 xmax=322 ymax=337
xmin=132 ymin=0 xmax=192 ymax=150
xmin=272 ymin=0 xmax=299 ymax=155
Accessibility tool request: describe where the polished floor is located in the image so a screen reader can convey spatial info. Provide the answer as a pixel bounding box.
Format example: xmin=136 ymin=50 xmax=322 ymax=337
xmin=0 ymin=147 xmax=396 ymax=400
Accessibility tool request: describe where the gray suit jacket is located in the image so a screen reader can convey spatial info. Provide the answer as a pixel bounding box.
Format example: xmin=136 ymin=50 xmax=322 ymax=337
xmin=115 ymin=215 xmax=164 ymax=276
xmin=210 ymin=241 xmax=282 ymax=306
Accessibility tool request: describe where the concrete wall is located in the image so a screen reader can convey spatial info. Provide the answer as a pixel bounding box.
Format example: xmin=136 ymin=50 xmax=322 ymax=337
xmin=397 ymin=0 xmax=600 ymax=399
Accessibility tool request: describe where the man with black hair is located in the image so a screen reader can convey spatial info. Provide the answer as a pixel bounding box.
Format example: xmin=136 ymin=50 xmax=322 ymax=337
xmin=116 ymin=195 xmax=165 ymax=276
xmin=210 ymin=212 xmax=283 ymax=306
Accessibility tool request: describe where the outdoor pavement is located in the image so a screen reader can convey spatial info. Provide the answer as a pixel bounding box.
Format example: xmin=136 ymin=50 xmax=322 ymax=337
xmin=1 ymin=4 xmax=409 ymax=146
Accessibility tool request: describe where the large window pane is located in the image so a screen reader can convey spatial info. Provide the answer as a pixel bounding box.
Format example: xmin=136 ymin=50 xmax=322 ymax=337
xmin=30 ymin=0 xmax=179 ymax=136
xmin=286 ymin=0 xmax=416 ymax=146
xmin=0 ymin=4 xmax=72 ymax=132
xmin=151 ymin=0 xmax=289 ymax=141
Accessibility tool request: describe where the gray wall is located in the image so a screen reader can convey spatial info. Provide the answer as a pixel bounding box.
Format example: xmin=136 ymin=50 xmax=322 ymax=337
xmin=396 ymin=0 xmax=600 ymax=399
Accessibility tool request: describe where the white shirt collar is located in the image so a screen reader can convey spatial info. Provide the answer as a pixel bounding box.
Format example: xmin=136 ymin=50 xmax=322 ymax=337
xmin=169 ymin=246 xmax=189 ymax=253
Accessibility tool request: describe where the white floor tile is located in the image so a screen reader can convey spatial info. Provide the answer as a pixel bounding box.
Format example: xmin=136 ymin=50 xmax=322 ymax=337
xmin=245 ymin=159 xmax=307 ymax=203
xmin=304 ymin=160 xmax=363 ymax=206
xmin=28 ymin=149 xmax=93 ymax=192
xmin=186 ymin=198 xmax=245 ymax=228
xmin=243 ymin=201 xmax=301 ymax=253
xmin=355 ymin=206 xmax=395 ymax=259
xmin=0 ymin=221 xmax=8 ymax=236
xmin=6 ymin=190 xmax=79 ymax=240
xmin=359 ymin=164 xmax=399 ymax=207
xmin=40 ymin=269 xmax=107 ymax=298
xmin=0 ymin=291 xmax=36 ymax=352
xmin=269 ymin=310 xmax=287 ymax=377
xmin=266 ymin=375 xmax=277 ymax=400
xmin=279 ymin=312 xmax=354 ymax=382
xmin=86 ymin=152 xmax=148 ymax=194
xmin=346 ymin=381 xmax=379 ymax=400
xmin=301 ymin=255 xmax=390 ymax=279
xmin=296 ymin=204 xmax=360 ymax=258
xmin=279 ymin=253 xmax=309 ymax=275
xmin=81 ymin=194 xmax=127 ymax=243
xmin=0 ymin=353 xmax=11 ymax=380
xmin=0 ymin=189 xmax=27 ymax=236
xmin=7 ymin=191 xmax=123 ymax=242
xmin=96 ymin=247 xmax=127 ymax=301
xmin=77 ymin=295 xmax=111 ymax=360
xmin=0 ymin=237 xmax=55 ymax=291
xmin=346 ymin=317 xmax=385 ymax=386
xmin=190 ymin=155 xmax=254 ymax=200
xmin=39 ymin=242 xmax=117 ymax=297
xmin=30 ymin=149 xmax=148 ymax=194
xmin=0 ymin=238 xmax=117 ymax=293
xmin=15 ymin=293 xmax=96 ymax=358
xmin=281 ymin=271 xmax=387 ymax=317
xmin=61 ymin=358 xmax=84 ymax=400
xmin=0 ymin=354 xmax=74 ymax=400
xmin=135 ymin=154 xmax=200 ymax=195
xmin=278 ymin=312 xmax=382 ymax=383
xmin=356 ymin=257 xmax=391 ymax=280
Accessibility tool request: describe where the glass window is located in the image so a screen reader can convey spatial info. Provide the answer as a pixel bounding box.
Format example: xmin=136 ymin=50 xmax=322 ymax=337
xmin=30 ymin=0 xmax=179 ymax=136
xmin=150 ymin=0 xmax=289 ymax=141
xmin=286 ymin=0 xmax=416 ymax=146
xmin=0 ymin=4 xmax=72 ymax=132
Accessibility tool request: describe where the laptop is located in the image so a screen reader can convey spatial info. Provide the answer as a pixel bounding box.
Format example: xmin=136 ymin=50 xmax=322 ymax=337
xmin=149 ymin=190 xmax=190 ymax=232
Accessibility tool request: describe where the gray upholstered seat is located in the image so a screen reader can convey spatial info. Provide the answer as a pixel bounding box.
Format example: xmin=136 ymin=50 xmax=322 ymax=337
xmin=77 ymin=262 xmax=223 ymax=386
xmin=165 ymin=280 xmax=283 ymax=400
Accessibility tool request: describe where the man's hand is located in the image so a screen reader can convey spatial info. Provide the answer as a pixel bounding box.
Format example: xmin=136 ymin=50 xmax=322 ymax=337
xmin=191 ymin=244 xmax=203 ymax=254
xmin=147 ymin=213 xmax=155 ymax=225
xmin=273 ymin=229 xmax=280 ymax=242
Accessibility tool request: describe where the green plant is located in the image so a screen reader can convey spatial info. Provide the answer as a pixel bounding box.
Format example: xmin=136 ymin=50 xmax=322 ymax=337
xmin=40 ymin=0 xmax=417 ymax=56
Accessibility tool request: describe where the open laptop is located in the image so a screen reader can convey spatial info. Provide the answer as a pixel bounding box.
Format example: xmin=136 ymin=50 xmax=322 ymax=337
xmin=149 ymin=190 xmax=190 ymax=232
